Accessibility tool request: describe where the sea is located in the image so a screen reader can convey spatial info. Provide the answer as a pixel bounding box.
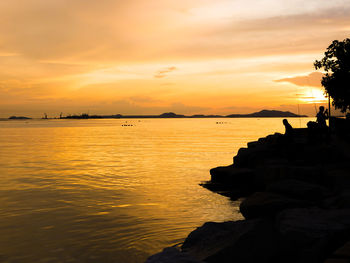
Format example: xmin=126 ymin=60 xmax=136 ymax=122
xmin=0 ymin=117 xmax=312 ymax=263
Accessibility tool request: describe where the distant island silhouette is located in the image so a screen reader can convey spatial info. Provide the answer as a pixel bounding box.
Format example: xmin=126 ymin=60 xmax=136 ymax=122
xmin=61 ymin=110 xmax=307 ymax=119
xmin=226 ymin=110 xmax=307 ymax=118
xmin=6 ymin=110 xmax=307 ymax=120
xmin=8 ymin=116 xmax=32 ymax=120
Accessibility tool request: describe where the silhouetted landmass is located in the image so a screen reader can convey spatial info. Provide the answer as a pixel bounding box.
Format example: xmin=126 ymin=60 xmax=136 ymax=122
xmin=159 ymin=112 xmax=185 ymax=118
xmin=190 ymin=114 xmax=223 ymax=118
xmin=226 ymin=110 xmax=307 ymax=118
xmin=8 ymin=116 xmax=32 ymax=120
xmin=62 ymin=110 xmax=306 ymax=119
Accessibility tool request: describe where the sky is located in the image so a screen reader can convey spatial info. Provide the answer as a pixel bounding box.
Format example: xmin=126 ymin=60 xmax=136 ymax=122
xmin=0 ymin=0 xmax=349 ymax=117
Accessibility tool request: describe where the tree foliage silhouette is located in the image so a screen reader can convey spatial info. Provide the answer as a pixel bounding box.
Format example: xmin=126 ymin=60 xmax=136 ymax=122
xmin=314 ymin=38 xmax=350 ymax=113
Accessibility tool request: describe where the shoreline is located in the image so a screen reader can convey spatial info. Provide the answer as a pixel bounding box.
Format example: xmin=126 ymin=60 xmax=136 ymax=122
xmin=146 ymin=124 xmax=350 ymax=263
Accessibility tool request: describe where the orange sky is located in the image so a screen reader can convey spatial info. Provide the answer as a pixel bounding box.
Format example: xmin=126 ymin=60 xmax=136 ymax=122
xmin=0 ymin=0 xmax=349 ymax=117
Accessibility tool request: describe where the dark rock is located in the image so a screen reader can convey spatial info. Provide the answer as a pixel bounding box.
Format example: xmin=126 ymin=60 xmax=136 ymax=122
xmin=240 ymin=192 xmax=310 ymax=219
xmin=208 ymin=166 xmax=257 ymax=198
xmin=193 ymin=130 xmax=350 ymax=263
xmin=322 ymin=195 xmax=342 ymax=209
xmin=266 ymin=133 xmax=283 ymax=143
xmin=247 ymin=141 xmax=259 ymax=148
xmin=276 ymin=208 xmax=350 ymax=263
xmin=205 ymin=219 xmax=278 ymax=263
xmin=258 ymin=137 xmax=267 ymax=143
xmin=332 ymin=240 xmax=350 ymax=258
xmin=210 ymin=165 xmax=255 ymax=185
xmin=284 ymin=165 xmax=326 ymax=184
xmin=277 ymin=208 xmax=350 ymax=244
xmin=256 ymin=165 xmax=326 ymax=186
xmin=182 ymin=219 xmax=278 ymax=263
xmin=182 ymin=220 xmax=257 ymax=260
xmin=145 ymin=247 xmax=202 ymax=263
xmin=200 ymin=182 xmax=251 ymax=199
xmin=323 ymin=258 xmax=349 ymax=263
xmin=266 ymin=179 xmax=331 ymax=201
xmin=233 ymin=146 xmax=280 ymax=168
xmin=261 ymin=157 xmax=289 ymax=166
xmin=332 ymin=190 xmax=350 ymax=209
xmin=297 ymin=144 xmax=345 ymax=165
xmin=254 ymin=164 xmax=288 ymax=187
xmin=326 ymin=168 xmax=350 ymax=192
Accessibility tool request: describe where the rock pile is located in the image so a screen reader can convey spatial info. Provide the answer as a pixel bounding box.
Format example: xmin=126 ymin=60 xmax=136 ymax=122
xmin=146 ymin=130 xmax=350 ymax=263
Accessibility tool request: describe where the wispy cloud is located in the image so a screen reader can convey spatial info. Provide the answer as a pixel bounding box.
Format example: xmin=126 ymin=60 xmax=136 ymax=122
xmin=128 ymin=96 xmax=160 ymax=104
xmin=0 ymin=52 xmax=20 ymax=57
xmin=275 ymin=72 xmax=323 ymax=88
xmin=154 ymin=66 xmax=177 ymax=78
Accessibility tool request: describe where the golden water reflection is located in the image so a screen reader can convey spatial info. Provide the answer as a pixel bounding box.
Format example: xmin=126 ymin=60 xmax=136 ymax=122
xmin=0 ymin=118 xmax=312 ymax=262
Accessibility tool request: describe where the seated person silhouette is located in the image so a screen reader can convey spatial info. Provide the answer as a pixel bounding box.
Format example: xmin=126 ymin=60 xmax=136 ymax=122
xmin=316 ymin=106 xmax=328 ymax=128
xmin=307 ymin=106 xmax=329 ymax=142
xmin=283 ymin=119 xmax=293 ymax=140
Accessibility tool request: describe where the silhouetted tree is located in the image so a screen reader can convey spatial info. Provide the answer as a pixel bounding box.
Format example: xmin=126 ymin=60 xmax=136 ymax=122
xmin=314 ymin=38 xmax=350 ymax=113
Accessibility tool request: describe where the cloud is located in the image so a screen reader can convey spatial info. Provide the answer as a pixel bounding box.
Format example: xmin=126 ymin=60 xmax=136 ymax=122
xmin=2 ymin=0 xmax=348 ymax=64
xmin=170 ymin=6 xmax=350 ymax=60
xmin=274 ymin=72 xmax=323 ymax=87
xmin=128 ymin=96 xmax=160 ymax=104
xmin=167 ymin=102 xmax=210 ymax=114
xmin=0 ymin=1 xmax=349 ymax=64
xmin=0 ymin=0 xmax=349 ymax=117
xmin=154 ymin=67 xmax=177 ymax=78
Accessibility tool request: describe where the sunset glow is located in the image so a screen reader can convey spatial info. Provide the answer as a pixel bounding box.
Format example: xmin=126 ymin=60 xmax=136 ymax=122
xmin=300 ymin=89 xmax=328 ymax=104
xmin=0 ymin=0 xmax=349 ymax=117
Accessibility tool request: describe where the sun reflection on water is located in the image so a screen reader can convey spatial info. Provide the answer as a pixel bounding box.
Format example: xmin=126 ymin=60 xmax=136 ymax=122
xmin=0 ymin=118 xmax=313 ymax=262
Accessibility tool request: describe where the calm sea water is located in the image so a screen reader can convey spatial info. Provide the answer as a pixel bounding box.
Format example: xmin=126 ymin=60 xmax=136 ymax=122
xmin=0 ymin=118 xmax=311 ymax=263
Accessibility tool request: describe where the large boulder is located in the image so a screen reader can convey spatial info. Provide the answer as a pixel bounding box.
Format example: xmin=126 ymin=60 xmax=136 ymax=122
xmin=285 ymin=165 xmax=326 ymax=184
xmin=326 ymin=167 xmax=350 ymax=192
xmin=182 ymin=219 xmax=278 ymax=263
xmin=266 ymin=179 xmax=331 ymax=201
xmin=233 ymin=146 xmax=281 ymax=168
xmin=247 ymin=141 xmax=260 ymax=148
xmin=181 ymin=220 xmax=258 ymax=260
xmin=210 ymin=165 xmax=255 ymax=185
xmin=240 ymin=192 xmax=311 ymax=219
xmin=276 ymin=208 xmax=350 ymax=263
xmin=328 ymin=190 xmax=350 ymax=209
xmin=325 ymin=240 xmax=350 ymax=262
xmin=295 ymin=142 xmax=347 ymax=165
xmin=207 ymin=166 xmax=257 ymax=198
xmin=145 ymin=247 xmax=202 ymax=263
xmin=256 ymin=165 xmax=326 ymax=187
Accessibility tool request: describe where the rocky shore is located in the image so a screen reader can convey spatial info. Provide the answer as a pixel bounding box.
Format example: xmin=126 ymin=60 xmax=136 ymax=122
xmin=146 ymin=125 xmax=350 ymax=263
